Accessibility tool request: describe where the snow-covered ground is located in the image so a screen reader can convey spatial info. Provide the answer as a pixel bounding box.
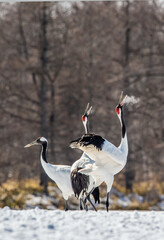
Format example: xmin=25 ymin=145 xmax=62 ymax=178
xmin=0 ymin=208 xmax=164 ymax=240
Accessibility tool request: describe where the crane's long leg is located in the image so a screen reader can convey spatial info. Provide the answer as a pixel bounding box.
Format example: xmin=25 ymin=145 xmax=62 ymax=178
xmin=86 ymin=195 xmax=97 ymax=212
xmin=82 ymin=194 xmax=88 ymax=211
xmin=65 ymin=200 xmax=69 ymax=211
xmin=106 ymin=177 xmax=114 ymax=212
xmin=83 ymin=199 xmax=88 ymax=211
xmin=80 ymin=198 xmax=83 ymax=210
xmin=80 ymin=198 xmax=89 ymax=211
xmin=106 ymin=192 xmax=110 ymax=212
xmin=84 ymin=188 xmax=97 ymax=211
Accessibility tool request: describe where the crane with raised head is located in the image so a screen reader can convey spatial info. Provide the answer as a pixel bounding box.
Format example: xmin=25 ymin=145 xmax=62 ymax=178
xmin=24 ymin=105 xmax=99 ymax=211
xmin=71 ymin=103 xmax=100 ymax=211
xmin=70 ymin=93 xmax=128 ymax=211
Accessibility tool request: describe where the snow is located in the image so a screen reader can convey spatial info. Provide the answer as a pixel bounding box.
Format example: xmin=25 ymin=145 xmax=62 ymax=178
xmin=0 ymin=208 xmax=164 ymax=240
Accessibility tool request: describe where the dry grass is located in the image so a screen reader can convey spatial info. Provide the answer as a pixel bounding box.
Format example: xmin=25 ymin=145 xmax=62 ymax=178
xmin=0 ymin=179 xmax=163 ymax=210
xmin=0 ymin=179 xmax=43 ymax=209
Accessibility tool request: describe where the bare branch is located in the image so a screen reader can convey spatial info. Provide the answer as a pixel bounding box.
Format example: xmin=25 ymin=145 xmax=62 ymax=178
xmin=2 ymin=109 xmax=40 ymax=124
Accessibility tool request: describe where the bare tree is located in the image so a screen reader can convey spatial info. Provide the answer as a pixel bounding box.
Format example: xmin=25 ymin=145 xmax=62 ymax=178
xmin=0 ymin=1 xmax=163 ymax=191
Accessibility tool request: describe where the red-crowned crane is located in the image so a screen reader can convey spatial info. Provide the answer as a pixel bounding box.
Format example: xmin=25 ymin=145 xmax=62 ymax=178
xmin=71 ymin=103 xmax=100 ymax=211
xmin=24 ymin=106 xmax=99 ymax=211
xmin=24 ymin=137 xmax=74 ymax=211
xmin=70 ymin=93 xmax=128 ymax=211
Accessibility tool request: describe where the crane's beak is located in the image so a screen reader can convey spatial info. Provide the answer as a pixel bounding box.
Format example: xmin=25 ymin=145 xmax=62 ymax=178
xmin=84 ymin=103 xmax=92 ymax=116
xmin=70 ymin=139 xmax=81 ymax=149
xmin=87 ymin=106 xmax=92 ymax=116
xmin=24 ymin=140 xmax=38 ymax=148
xmin=120 ymin=95 xmax=127 ymax=106
xmin=70 ymin=142 xmax=78 ymax=149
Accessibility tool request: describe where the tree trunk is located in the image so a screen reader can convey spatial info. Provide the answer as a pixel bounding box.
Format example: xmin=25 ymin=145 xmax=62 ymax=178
xmin=123 ymin=0 xmax=135 ymax=192
xmin=49 ymin=82 xmax=55 ymax=163
xmin=39 ymin=3 xmax=48 ymax=195
xmin=87 ymin=4 xmax=93 ymax=132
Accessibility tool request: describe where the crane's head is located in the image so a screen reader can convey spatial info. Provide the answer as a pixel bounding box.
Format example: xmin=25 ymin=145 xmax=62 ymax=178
xmin=70 ymin=133 xmax=104 ymax=150
xmin=82 ymin=103 xmax=92 ymax=134
xmin=24 ymin=137 xmax=48 ymax=148
xmin=115 ymin=92 xmax=127 ymax=117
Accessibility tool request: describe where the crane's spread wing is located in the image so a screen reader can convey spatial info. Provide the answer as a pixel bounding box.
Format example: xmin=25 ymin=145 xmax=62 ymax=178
xmin=70 ymin=134 xmax=124 ymax=165
xmin=76 ymin=135 xmax=126 ymax=167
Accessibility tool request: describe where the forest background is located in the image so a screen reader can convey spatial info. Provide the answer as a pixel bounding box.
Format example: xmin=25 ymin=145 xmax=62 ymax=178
xmin=0 ymin=0 xmax=163 ymax=209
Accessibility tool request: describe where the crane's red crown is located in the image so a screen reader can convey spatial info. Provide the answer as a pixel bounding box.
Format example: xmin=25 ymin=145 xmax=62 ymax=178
xmin=116 ymin=106 xmax=120 ymax=114
xmin=82 ymin=115 xmax=86 ymax=122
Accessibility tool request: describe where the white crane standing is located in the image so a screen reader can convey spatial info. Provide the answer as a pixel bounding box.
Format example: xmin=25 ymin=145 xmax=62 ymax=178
xmin=71 ymin=103 xmax=100 ymax=211
xmin=70 ymin=93 xmax=128 ymax=211
xmin=24 ymin=137 xmax=74 ymax=211
xmin=24 ymin=105 xmax=99 ymax=211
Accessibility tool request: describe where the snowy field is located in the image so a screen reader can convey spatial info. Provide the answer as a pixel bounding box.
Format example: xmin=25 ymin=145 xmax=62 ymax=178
xmin=0 ymin=208 xmax=164 ymax=240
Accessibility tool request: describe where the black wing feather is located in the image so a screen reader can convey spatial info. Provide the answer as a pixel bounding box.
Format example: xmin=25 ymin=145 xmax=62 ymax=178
xmin=92 ymin=187 xmax=100 ymax=204
xmin=71 ymin=168 xmax=100 ymax=204
xmin=71 ymin=168 xmax=89 ymax=198
xmin=71 ymin=133 xmax=105 ymax=151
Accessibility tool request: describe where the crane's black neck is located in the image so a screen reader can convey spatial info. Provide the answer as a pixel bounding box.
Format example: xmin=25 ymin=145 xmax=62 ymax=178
xmin=41 ymin=142 xmax=48 ymax=163
xmin=121 ymin=109 xmax=126 ymax=138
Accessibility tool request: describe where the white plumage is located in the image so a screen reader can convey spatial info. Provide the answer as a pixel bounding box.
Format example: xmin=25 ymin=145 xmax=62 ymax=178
xmin=40 ymin=160 xmax=73 ymax=201
xmin=70 ymin=94 xmax=128 ymax=211
xmin=71 ymin=153 xmax=94 ymax=172
xmin=79 ymin=134 xmax=128 ymax=175
xmin=71 ymin=153 xmax=96 ymax=198
xmin=70 ymin=104 xmax=100 ymax=210
xmin=24 ymin=104 xmax=98 ymax=211
xmin=24 ymin=137 xmax=73 ymax=210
